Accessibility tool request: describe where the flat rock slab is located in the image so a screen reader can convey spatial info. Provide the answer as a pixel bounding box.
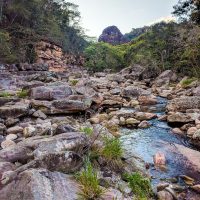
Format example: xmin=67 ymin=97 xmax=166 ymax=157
xmin=0 ymin=169 xmax=80 ymax=200
xmin=0 ymin=102 xmax=29 ymax=119
xmin=175 ymin=144 xmax=200 ymax=172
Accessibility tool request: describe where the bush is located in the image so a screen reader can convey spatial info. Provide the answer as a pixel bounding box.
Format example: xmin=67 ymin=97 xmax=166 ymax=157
xmin=84 ymin=42 xmax=126 ymax=72
xmin=125 ymin=172 xmax=153 ymax=200
xmin=76 ymin=161 xmax=104 ymax=200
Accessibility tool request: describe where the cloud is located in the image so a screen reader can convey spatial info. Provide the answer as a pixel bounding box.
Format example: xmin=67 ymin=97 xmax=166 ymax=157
xmin=148 ymin=16 xmax=176 ymax=25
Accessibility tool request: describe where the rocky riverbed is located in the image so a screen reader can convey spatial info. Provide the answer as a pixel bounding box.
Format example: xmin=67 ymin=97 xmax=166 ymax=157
xmin=0 ymin=63 xmax=200 ymax=199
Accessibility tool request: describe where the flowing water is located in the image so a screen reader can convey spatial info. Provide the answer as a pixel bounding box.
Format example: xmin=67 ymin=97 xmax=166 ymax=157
xmin=120 ymin=97 xmax=200 ymax=186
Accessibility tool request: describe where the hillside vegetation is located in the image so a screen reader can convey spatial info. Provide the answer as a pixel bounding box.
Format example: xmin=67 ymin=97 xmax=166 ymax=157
xmin=0 ymin=0 xmax=88 ymax=63
xmin=84 ymin=0 xmax=200 ymax=77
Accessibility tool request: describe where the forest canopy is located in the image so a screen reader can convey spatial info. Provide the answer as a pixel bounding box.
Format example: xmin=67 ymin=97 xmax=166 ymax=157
xmin=0 ymin=0 xmax=88 ymax=63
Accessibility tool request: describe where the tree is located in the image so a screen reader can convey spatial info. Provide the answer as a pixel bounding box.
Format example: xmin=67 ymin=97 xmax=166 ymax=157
xmin=0 ymin=0 xmax=88 ymax=63
xmin=84 ymin=42 xmax=125 ymax=72
xmin=173 ymin=0 xmax=200 ymax=25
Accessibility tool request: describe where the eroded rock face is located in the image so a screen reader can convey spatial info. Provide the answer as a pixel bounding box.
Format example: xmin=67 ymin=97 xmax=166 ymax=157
xmin=0 ymin=169 xmax=80 ymax=200
xmin=167 ymin=97 xmax=200 ymax=112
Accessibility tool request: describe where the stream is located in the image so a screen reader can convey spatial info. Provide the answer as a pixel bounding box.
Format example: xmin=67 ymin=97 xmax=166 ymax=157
xmin=120 ymin=97 xmax=200 ymax=187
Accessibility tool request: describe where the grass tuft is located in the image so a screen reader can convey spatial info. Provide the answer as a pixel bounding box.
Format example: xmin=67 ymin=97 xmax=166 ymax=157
xmin=76 ymin=161 xmax=104 ymax=200
xmin=102 ymin=137 xmax=123 ymax=160
xmin=80 ymin=127 xmax=93 ymax=136
xmin=70 ymin=79 xmax=79 ymax=86
xmin=180 ymin=77 xmax=198 ymax=88
xmin=16 ymin=89 xmax=29 ymax=98
xmin=125 ymin=172 xmax=153 ymax=200
xmin=0 ymin=91 xmax=12 ymax=98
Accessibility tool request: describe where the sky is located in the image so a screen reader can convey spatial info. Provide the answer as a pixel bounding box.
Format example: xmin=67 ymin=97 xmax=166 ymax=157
xmin=70 ymin=0 xmax=179 ymax=37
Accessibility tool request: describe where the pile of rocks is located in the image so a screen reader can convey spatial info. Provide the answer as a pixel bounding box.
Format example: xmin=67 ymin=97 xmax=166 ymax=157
xmin=0 ymin=62 xmax=200 ymax=200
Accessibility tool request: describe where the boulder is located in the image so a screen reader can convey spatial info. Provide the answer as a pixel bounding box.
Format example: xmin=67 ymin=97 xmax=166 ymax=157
xmin=6 ymin=134 xmax=18 ymax=141
xmin=193 ymin=86 xmax=200 ymax=96
xmin=0 ymin=169 xmax=79 ymax=200
xmin=187 ymin=127 xmax=198 ymax=137
xmin=134 ymin=112 xmax=157 ymax=121
xmin=138 ymin=95 xmax=157 ymax=105
xmin=0 ymin=161 xmax=16 ymax=180
xmin=157 ymin=190 xmax=173 ymax=200
xmin=1 ymin=140 xmax=16 ymax=149
xmin=125 ymin=118 xmax=140 ymax=126
xmin=0 ymin=102 xmax=29 ymax=119
xmin=32 ymin=110 xmax=47 ymax=120
xmin=31 ymin=97 xmax=92 ymax=114
xmin=0 ymin=145 xmax=33 ymax=163
xmin=153 ymin=152 xmax=166 ymax=165
xmin=172 ymin=128 xmax=184 ymax=135
xmin=138 ymin=121 xmax=151 ymax=128
xmin=167 ymin=97 xmax=200 ymax=112
xmin=167 ymin=112 xmax=193 ymax=123
xmin=153 ymin=70 xmax=176 ymax=87
xmin=121 ymin=86 xmax=151 ymax=98
xmin=31 ymin=85 xmax=72 ymax=101
xmin=6 ymin=126 xmax=23 ymax=135
xmin=107 ymin=74 xmax=124 ymax=83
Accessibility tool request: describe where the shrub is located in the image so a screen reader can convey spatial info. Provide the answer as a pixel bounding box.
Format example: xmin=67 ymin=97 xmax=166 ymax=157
xmin=125 ymin=172 xmax=153 ymax=200
xmin=76 ymin=161 xmax=104 ymax=200
xmin=84 ymin=42 xmax=126 ymax=72
xmin=80 ymin=127 xmax=93 ymax=136
xmin=17 ymin=90 xmax=29 ymax=98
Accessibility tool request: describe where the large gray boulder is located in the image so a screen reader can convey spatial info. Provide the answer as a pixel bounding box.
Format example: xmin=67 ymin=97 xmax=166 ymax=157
xmin=167 ymin=97 xmax=200 ymax=112
xmin=0 ymin=169 xmax=79 ymax=200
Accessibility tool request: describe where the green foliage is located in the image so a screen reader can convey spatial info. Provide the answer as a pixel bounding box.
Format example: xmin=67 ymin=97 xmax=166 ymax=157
xmin=102 ymin=137 xmax=123 ymax=160
xmin=180 ymin=77 xmax=198 ymax=88
xmin=0 ymin=0 xmax=88 ymax=63
xmin=70 ymin=79 xmax=79 ymax=86
xmin=0 ymin=91 xmax=12 ymax=98
xmin=80 ymin=127 xmax=93 ymax=136
xmin=84 ymin=42 xmax=126 ymax=72
xmin=76 ymin=161 xmax=104 ymax=200
xmin=16 ymin=90 xmax=29 ymax=98
xmin=125 ymin=172 xmax=153 ymax=200
xmin=173 ymin=0 xmax=200 ymax=25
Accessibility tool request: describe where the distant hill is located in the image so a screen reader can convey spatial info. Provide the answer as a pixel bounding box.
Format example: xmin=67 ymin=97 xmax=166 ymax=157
xmin=98 ymin=25 xmax=150 ymax=45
